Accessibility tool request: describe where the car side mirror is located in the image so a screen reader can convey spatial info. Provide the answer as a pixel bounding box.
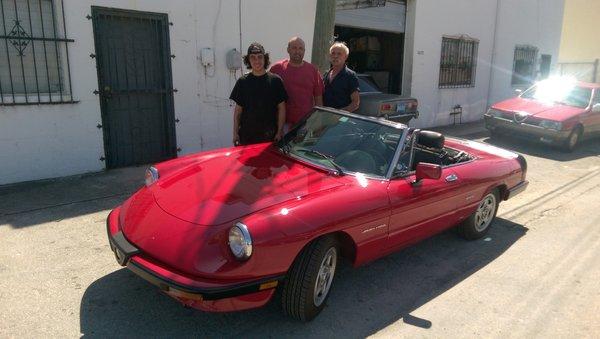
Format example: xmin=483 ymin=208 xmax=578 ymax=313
xmin=593 ymin=103 xmax=600 ymax=112
xmin=413 ymin=162 xmax=442 ymax=185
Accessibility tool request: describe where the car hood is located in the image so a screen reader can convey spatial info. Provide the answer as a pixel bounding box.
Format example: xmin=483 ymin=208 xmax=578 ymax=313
xmin=151 ymin=145 xmax=344 ymax=226
xmin=492 ymin=97 xmax=586 ymax=121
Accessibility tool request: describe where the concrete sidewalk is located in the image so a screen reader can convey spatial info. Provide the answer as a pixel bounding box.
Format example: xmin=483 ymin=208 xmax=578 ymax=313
xmin=430 ymin=119 xmax=488 ymax=139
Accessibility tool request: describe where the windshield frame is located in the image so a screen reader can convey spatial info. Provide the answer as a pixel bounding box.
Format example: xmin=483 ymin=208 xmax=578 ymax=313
xmin=278 ymin=107 xmax=409 ymax=180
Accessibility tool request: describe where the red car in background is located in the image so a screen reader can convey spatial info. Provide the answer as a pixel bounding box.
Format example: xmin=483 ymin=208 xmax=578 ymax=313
xmin=107 ymin=107 xmax=528 ymax=321
xmin=485 ymin=78 xmax=600 ymax=151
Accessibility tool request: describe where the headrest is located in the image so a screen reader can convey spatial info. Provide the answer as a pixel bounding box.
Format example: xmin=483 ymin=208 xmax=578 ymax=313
xmin=417 ymin=130 xmax=445 ymax=150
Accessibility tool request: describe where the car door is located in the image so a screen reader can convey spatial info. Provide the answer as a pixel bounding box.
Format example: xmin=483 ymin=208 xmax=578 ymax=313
xmin=386 ymin=167 xmax=462 ymax=251
xmin=589 ymin=89 xmax=600 ymax=135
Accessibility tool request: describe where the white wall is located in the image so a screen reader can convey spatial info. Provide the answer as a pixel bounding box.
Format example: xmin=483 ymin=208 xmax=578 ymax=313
xmin=404 ymin=0 xmax=564 ymax=129
xmin=0 ymin=0 xmax=317 ymax=185
xmin=488 ymin=0 xmax=564 ymax=105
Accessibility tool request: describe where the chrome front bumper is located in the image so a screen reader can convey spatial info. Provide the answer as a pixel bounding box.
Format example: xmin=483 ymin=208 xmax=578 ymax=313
xmin=484 ymin=115 xmax=570 ymax=144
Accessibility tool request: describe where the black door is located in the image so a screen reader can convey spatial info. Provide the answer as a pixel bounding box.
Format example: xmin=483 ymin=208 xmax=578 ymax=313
xmin=92 ymin=7 xmax=176 ymax=168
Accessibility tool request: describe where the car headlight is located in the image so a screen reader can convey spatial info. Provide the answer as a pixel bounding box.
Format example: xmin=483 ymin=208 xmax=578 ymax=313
xmin=144 ymin=166 xmax=159 ymax=187
xmin=539 ymin=120 xmax=562 ymax=130
xmin=228 ymin=222 xmax=252 ymax=260
xmin=487 ymin=108 xmax=503 ymax=117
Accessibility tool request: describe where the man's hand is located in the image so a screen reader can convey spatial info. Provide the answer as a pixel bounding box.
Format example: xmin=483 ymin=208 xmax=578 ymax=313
xmin=274 ymin=130 xmax=284 ymax=142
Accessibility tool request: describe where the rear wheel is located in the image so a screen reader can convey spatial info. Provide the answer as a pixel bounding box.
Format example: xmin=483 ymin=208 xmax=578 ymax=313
xmin=457 ymin=190 xmax=499 ymax=240
xmin=562 ymin=127 xmax=582 ymax=152
xmin=281 ymin=236 xmax=339 ymax=321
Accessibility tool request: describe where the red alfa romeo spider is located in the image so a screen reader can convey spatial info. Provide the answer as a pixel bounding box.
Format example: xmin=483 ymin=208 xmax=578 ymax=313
xmin=107 ymin=107 xmax=528 ymax=321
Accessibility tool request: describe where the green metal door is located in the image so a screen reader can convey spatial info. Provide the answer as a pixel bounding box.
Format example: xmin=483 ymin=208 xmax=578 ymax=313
xmin=92 ymin=7 xmax=176 ymax=168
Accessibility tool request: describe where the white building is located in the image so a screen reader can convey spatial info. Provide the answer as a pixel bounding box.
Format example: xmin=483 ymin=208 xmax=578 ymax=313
xmin=336 ymin=0 xmax=565 ymax=128
xmin=0 ymin=0 xmax=317 ymax=185
xmin=1 ymin=0 xmax=565 ymax=185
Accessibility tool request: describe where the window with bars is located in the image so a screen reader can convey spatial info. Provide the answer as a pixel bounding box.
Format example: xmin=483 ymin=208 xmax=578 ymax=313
xmin=512 ymin=45 xmax=538 ymax=86
xmin=0 ymin=0 xmax=74 ymax=105
xmin=438 ymin=36 xmax=478 ymax=88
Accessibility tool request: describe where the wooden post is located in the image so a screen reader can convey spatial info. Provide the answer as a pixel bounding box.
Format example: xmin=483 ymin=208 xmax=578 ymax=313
xmin=311 ymin=0 xmax=336 ymax=73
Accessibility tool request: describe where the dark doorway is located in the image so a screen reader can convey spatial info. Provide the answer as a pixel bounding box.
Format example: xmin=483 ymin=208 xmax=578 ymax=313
xmin=91 ymin=7 xmax=176 ymax=168
xmin=335 ymin=26 xmax=404 ymax=95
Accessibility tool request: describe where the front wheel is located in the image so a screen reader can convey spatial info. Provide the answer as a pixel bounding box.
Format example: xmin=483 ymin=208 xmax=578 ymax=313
xmin=562 ymin=127 xmax=582 ymax=152
xmin=281 ymin=236 xmax=339 ymax=321
xmin=457 ymin=190 xmax=499 ymax=240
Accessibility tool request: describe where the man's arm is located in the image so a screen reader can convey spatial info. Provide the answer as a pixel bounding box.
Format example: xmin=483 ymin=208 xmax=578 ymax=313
xmin=275 ymin=102 xmax=286 ymax=141
xmin=342 ymin=91 xmax=360 ymax=112
xmin=314 ymin=95 xmax=323 ymax=107
xmin=233 ymin=104 xmax=242 ymax=145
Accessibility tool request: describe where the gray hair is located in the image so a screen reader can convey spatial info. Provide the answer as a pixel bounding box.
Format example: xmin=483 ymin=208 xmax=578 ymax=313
xmin=329 ymin=42 xmax=349 ymax=55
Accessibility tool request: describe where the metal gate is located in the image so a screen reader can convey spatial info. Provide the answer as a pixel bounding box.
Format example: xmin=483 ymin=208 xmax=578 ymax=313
xmin=91 ymin=7 xmax=176 ymax=168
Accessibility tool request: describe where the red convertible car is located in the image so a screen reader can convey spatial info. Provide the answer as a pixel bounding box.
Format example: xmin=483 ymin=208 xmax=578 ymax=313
xmin=485 ymin=77 xmax=600 ymax=151
xmin=107 ymin=107 xmax=528 ymax=321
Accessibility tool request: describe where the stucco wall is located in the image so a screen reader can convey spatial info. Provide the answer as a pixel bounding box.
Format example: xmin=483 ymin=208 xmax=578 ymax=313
xmin=405 ymin=0 xmax=564 ymax=128
xmin=0 ymin=0 xmax=317 ymax=185
xmin=488 ymin=0 xmax=565 ymax=106
xmin=559 ymin=0 xmax=600 ymax=62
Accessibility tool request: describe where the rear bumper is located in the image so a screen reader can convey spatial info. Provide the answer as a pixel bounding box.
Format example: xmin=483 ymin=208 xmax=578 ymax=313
xmin=106 ymin=209 xmax=284 ymax=312
xmin=505 ymin=180 xmax=529 ymax=200
xmin=385 ymin=111 xmax=419 ymax=123
xmin=484 ymin=115 xmax=570 ymax=145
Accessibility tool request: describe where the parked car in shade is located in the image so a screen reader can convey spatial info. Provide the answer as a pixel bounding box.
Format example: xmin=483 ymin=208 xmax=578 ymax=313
xmin=107 ymin=107 xmax=528 ymax=321
xmin=484 ymin=77 xmax=600 ymax=151
xmin=356 ymin=74 xmax=419 ymax=124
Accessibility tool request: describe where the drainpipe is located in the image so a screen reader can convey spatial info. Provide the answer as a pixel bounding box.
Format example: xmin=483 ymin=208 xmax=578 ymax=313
xmin=486 ymin=0 xmax=501 ymax=108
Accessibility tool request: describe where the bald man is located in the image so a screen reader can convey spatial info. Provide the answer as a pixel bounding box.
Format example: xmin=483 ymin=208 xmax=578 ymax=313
xmin=270 ymin=37 xmax=324 ymax=128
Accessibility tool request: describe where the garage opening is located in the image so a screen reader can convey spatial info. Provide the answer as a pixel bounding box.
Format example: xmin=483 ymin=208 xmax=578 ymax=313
xmin=335 ymin=0 xmax=406 ymax=95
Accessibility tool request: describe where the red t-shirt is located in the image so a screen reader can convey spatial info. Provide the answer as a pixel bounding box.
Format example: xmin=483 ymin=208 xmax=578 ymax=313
xmin=270 ymin=60 xmax=324 ymax=125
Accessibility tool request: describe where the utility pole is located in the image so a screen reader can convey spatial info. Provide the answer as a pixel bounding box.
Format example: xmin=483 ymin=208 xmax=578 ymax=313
xmin=311 ymin=0 xmax=336 ymax=73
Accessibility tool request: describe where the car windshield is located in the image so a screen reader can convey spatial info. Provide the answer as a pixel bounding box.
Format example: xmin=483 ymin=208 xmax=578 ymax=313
xmin=280 ymin=109 xmax=405 ymax=178
xmin=357 ymin=75 xmax=382 ymax=93
xmin=521 ymin=78 xmax=592 ymax=108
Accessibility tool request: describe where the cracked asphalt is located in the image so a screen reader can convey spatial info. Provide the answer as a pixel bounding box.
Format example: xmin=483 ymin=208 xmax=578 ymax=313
xmin=1 ymin=126 xmax=599 ymax=338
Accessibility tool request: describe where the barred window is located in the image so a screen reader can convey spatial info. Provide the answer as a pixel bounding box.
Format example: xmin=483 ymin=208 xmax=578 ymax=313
xmin=0 ymin=0 xmax=74 ymax=105
xmin=512 ymin=45 xmax=538 ymax=86
xmin=439 ymin=36 xmax=478 ymax=88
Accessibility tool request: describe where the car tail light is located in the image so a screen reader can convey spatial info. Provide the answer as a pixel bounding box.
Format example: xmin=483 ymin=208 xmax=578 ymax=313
xmin=380 ymin=103 xmax=393 ymax=111
xmin=407 ymin=100 xmax=418 ymax=110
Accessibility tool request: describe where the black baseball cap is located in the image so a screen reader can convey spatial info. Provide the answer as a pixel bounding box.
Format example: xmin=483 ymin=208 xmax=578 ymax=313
xmin=247 ymin=42 xmax=265 ymax=55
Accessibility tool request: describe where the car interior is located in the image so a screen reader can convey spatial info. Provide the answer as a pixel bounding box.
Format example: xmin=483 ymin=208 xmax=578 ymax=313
xmin=395 ymin=130 xmax=474 ymax=175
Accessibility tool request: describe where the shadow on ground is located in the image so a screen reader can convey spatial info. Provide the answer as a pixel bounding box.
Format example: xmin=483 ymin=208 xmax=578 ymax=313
xmin=0 ymin=167 xmax=145 ymax=229
xmin=483 ymin=135 xmax=600 ymax=161
xmin=81 ymin=218 xmax=526 ymax=338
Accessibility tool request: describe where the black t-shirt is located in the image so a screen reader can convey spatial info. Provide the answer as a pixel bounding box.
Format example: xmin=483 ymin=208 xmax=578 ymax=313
xmin=229 ymin=72 xmax=288 ymax=145
xmin=323 ymin=66 xmax=359 ymax=109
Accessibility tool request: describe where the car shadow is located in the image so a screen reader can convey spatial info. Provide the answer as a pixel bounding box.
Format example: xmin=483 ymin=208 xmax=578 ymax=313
xmin=80 ymin=218 xmax=526 ymax=338
xmin=482 ymin=135 xmax=600 ymax=161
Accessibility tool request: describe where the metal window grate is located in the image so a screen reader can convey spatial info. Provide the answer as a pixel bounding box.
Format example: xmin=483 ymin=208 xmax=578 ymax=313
xmin=439 ymin=36 xmax=478 ymax=88
xmin=512 ymin=45 xmax=538 ymax=86
xmin=0 ymin=0 xmax=75 ymax=105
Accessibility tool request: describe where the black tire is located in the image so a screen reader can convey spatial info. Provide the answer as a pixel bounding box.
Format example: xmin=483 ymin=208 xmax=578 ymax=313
xmin=562 ymin=127 xmax=582 ymax=152
xmin=281 ymin=236 xmax=339 ymax=321
xmin=457 ymin=190 xmax=499 ymax=240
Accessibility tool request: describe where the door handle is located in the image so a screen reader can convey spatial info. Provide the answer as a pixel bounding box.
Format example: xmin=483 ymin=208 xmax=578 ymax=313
xmin=445 ymin=174 xmax=458 ymax=182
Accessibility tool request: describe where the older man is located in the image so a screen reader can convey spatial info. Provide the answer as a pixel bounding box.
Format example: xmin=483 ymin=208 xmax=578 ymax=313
xmin=323 ymin=42 xmax=359 ymax=112
xmin=270 ymin=37 xmax=324 ymax=127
